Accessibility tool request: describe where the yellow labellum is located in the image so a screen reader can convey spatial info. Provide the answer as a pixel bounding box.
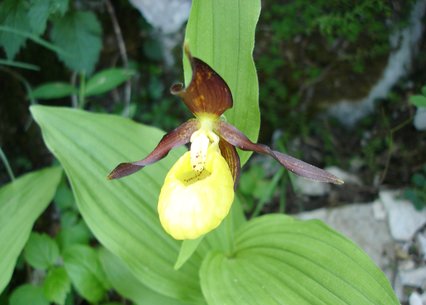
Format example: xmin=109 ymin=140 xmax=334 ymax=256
xmin=158 ymin=145 xmax=234 ymax=240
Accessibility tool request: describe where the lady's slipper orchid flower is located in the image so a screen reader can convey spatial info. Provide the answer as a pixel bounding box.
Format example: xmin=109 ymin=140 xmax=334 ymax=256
xmin=108 ymin=47 xmax=343 ymax=240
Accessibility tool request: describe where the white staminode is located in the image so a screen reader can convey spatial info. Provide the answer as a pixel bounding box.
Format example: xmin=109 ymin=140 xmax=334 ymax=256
xmin=190 ymin=117 xmax=219 ymax=172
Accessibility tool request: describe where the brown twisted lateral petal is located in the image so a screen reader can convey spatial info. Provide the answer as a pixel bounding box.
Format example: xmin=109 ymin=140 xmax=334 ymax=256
xmin=170 ymin=48 xmax=233 ymax=116
xmin=216 ymin=121 xmax=344 ymax=185
xmin=108 ymin=119 xmax=198 ymax=180
xmin=219 ymin=139 xmax=241 ymax=188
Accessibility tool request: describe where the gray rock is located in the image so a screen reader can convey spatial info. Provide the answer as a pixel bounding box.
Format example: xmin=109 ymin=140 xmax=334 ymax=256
xmin=417 ymin=232 xmax=426 ymax=260
xmin=294 ymin=177 xmax=331 ymax=196
xmin=409 ymin=292 xmax=423 ymax=305
xmin=399 ymin=266 xmax=426 ymax=289
xmin=372 ymin=199 xmax=387 ymax=220
xmin=414 ymin=107 xmax=426 ymax=131
xmin=394 ymin=272 xmax=405 ymax=302
xmin=325 ymin=166 xmax=362 ymax=185
xmin=128 ymin=0 xmax=191 ymax=34
xmin=128 ymin=0 xmax=192 ymax=66
xmin=380 ymin=190 xmax=426 ymax=241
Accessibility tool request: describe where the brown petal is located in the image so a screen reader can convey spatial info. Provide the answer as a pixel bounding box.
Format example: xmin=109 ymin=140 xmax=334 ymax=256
xmin=108 ymin=119 xmax=198 ymax=180
xmin=170 ymin=46 xmax=233 ymax=116
xmin=216 ymin=121 xmax=344 ymax=185
xmin=219 ymin=139 xmax=241 ymax=188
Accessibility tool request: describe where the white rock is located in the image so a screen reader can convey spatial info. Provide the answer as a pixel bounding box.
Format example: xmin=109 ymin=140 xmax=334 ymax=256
xmin=128 ymin=0 xmax=191 ymax=66
xmin=417 ymin=232 xmax=426 ymax=259
xmin=298 ymin=208 xmax=327 ymax=221
xmin=373 ymin=199 xmax=387 ymax=220
xmin=399 ymin=266 xmax=426 ymax=288
xmin=414 ymin=107 xmax=426 ymax=131
xmin=394 ymin=273 xmax=405 ymax=302
xmin=380 ymin=190 xmax=426 ymax=241
xmin=409 ymin=292 xmax=423 ymax=305
xmin=398 ymin=259 xmax=416 ymax=271
xmin=294 ymin=177 xmax=330 ymax=196
xmin=128 ymin=0 xmax=191 ymax=34
xmin=326 ymin=166 xmax=362 ymax=185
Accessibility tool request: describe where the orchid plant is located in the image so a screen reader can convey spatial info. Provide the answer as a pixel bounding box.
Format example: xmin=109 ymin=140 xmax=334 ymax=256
xmin=108 ymin=46 xmax=343 ymax=240
xmin=0 ymin=1 xmax=400 ymax=304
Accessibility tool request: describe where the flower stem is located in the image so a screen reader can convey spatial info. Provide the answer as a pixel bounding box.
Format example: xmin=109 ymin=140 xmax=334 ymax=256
xmin=0 ymin=147 xmax=15 ymax=182
xmin=78 ymin=72 xmax=86 ymax=108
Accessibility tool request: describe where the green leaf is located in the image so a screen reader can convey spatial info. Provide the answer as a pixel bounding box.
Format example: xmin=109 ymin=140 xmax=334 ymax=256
xmin=184 ymin=0 xmax=261 ymax=165
xmin=98 ymin=248 xmax=191 ymax=305
xmin=0 ymin=25 xmax=71 ymax=56
xmin=63 ymin=244 xmax=109 ymax=303
xmin=85 ymin=68 xmax=135 ymax=97
xmin=9 ymin=284 xmax=49 ymax=305
xmin=412 ymin=173 xmax=425 ymax=187
xmin=50 ymin=0 xmax=69 ymax=15
xmin=30 ymin=105 xmax=205 ymax=303
xmin=24 ymin=233 xmax=60 ymax=269
xmin=0 ymin=0 xmax=31 ymax=59
xmin=56 ymin=220 xmax=92 ymax=250
xmin=175 ymin=236 xmax=204 ymax=270
xmin=43 ymin=267 xmax=71 ymax=305
xmin=409 ymin=95 xmax=426 ymax=108
xmin=30 ymin=82 xmax=77 ymax=100
xmin=50 ymin=11 xmax=102 ymax=74
xmin=60 ymin=210 xmax=78 ymax=228
xmin=0 ymin=167 xmax=62 ymax=294
xmin=200 ymin=215 xmax=399 ymax=305
xmin=421 ymin=85 xmax=426 ymax=96
xmin=28 ymin=0 xmax=50 ymax=35
xmin=54 ymin=179 xmax=75 ymax=211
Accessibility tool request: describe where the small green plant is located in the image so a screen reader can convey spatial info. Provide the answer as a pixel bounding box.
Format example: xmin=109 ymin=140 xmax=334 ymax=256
xmin=404 ymin=165 xmax=426 ymax=210
xmin=0 ymin=0 xmax=101 ymax=74
xmin=409 ymin=85 xmax=426 ymax=108
xmin=239 ymin=163 xmax=288 ymax=216
xmin=29 ymin=68 xmax=135 ymax=109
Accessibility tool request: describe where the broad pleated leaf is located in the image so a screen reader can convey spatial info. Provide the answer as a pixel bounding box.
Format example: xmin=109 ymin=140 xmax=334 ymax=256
xmin=183 ymin=0 xmax=261 ymax=165
xmin=0 ymin=167 xmax=62 ymax=294
xmin=98 ymin=248 xmax=191 ymax=305
xmin=200 ymin=215 xmax=399 ymax=305
xmin=30 ymin=106 xmax=205 ymax=303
